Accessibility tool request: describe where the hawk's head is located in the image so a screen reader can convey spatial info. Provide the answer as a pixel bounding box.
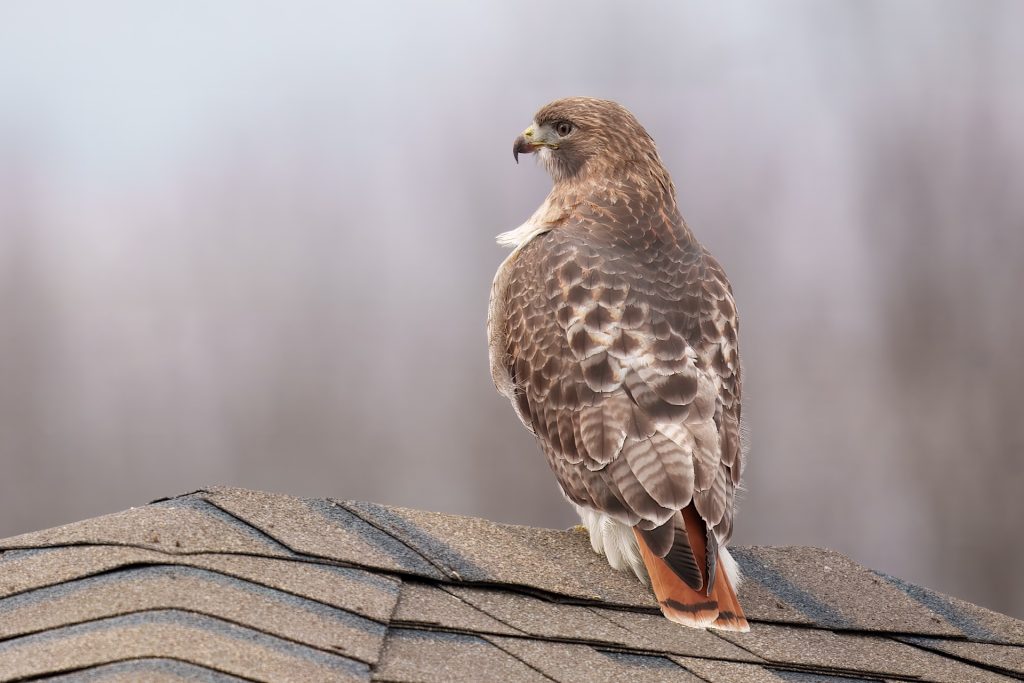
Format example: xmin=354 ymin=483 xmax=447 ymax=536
xmin=513 ymin=97 xmax=666 ymax=187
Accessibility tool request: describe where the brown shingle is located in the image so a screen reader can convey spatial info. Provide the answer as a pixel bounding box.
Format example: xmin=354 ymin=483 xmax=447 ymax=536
xmin=372 ymin=628 xmax=548 ymax=682
xmin=0 ymin=545 xmax=172 ymax=598
xmin=200 ymin=488 xmax=446 ymax=579
xmin=488 ymin=635 xmax=707 ymax=682
xmin=0 ymin=565 xmax=387 ymax=664
xmin=0 ymin=545 xmax=400 ymax=623
xmin=879 ymin=571 xmax=1024 ymax=646
xmin=0 ymin=497 xmax=289 ymax=558
xmin=897 ymin=636 xmax=1024 ymax=676
xmin=0 ymin=611 xmax=368 ymax=683
xmin=732 ymin=546 xmax=963 ymax=637
xmin=669 ymin=657 xmax=787 ymax=683
xmin=588 ymin=605 xmax=763 ymax=662
xmin=182 ymin=553 xmax=402 ymax=623
xmin=339 ymin=499 xmax=656 ymax=607
xmin=442 ymin=584 xmax=642 ymax=645
xmin=391 ymin=580 xmax=524 ymax=636
xmin=442 ymin=582 xmax=759 ymax=661
xmin=36 ymin=658 xmax=253 ymax=682
xmin=718 ymin=622 xmax=1015 ymax=682
xmin=1 ymin=487 xmax=1022 ymax=682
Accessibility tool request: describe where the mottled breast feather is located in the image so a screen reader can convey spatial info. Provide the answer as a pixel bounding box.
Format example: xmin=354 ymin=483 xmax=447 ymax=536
xmin=488 ymin=204 xmax=742 ymax=544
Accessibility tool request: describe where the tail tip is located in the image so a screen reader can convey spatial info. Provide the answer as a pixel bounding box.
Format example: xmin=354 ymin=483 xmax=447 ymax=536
xmin=659 ymin=600 xmax=751 ymax=632
xmin=710 ymin=611 xmax=750 ymax=632
xmin=659 ymin=601 xmax=718 ymax=630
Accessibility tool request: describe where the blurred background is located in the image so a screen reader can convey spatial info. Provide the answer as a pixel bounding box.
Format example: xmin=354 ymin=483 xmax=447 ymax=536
xmin=1 ymin=1 xmax=1022 ymax=618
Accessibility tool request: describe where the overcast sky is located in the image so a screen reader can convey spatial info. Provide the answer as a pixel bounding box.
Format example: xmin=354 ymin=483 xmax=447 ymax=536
xmin=2 ymin=1 xmax=1022 ymax=617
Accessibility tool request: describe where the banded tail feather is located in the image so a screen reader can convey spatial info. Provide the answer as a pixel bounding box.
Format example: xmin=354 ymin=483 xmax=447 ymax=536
xmin=633 ymin=505 xmax=749 ymax=631
xmin=493 ymin=98 xmax=748 ymax=631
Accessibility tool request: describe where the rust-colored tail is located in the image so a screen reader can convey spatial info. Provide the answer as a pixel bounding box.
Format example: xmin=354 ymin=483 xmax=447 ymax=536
xmin=633 ymin=506 xmax=749 ymax=632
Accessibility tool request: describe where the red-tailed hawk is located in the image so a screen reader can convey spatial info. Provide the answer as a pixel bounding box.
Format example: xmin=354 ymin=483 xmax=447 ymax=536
xmin=488 ymin=97 xmax=748 ymax=631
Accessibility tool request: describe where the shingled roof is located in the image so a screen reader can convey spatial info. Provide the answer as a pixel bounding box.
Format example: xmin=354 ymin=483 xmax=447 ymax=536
xmin=0 ymin=487 xmax=1021 ymax=682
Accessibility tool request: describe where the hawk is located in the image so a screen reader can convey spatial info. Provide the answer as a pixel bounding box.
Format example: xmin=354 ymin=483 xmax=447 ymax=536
xmin=488 ymin=97 xmax=748 ymax=631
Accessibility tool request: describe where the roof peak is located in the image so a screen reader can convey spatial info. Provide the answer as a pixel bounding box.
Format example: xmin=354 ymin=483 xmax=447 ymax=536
xmin=1 ymin=486 xmax=1021 ymax=681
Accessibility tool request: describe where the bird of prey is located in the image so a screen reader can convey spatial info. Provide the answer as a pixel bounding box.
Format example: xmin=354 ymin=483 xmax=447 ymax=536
xmin=488 ymin=97 xmax=748 ymax=631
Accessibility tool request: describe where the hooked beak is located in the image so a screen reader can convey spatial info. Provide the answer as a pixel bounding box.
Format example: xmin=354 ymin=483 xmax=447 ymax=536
xmin=513 ymin=124 xmax=552 ymax=163
xmin=513 ymin=134 xmax=538 ymax=163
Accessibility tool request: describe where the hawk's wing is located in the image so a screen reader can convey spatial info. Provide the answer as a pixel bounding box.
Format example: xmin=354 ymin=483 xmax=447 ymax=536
xmin=492 ymin=221 xmax=742 ymax=545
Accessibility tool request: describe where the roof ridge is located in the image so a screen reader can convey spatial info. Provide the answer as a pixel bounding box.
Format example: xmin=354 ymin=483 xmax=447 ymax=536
xmin=0 ymin=486 xmax=1021 ymax=682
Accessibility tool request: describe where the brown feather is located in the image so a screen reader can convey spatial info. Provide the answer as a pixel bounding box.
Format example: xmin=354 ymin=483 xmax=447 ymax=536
xmin=710 ymin=578 xmax=750 ymax=632
xmin=634 ymin=527 xmax=717 ymax=629
xmin=488 ymin=97 xmax=747 ymax=628
xmin=634 ymin=506 xmax=749 ymax=631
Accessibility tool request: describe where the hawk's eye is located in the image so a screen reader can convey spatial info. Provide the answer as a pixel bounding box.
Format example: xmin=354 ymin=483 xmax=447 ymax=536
xmin=555 ymin=121 xmax=574 ymax=137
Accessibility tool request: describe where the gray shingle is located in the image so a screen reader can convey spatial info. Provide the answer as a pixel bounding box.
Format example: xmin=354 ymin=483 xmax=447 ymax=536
xmin=594 ymin=651 xmax=705 ymax=682
xmin=0 ymin=497 xmax=290 ymax=557
xmin=587 ymin=605 xmax=763 ymax=661
xmin=489 ymin=636 xmax=705 ymax=683
xmin=0 ymin=565 xmax=387 ymax=664
xmin=441 ymin=584 xmax=760 ymax=662
xmin=732 ymin=546 xmax=962 ymax=637
xmin=2 ymin=488 xmax=1022 ymax=683
xmin=0 ymin=611 xmax=369 ymax=683
xmin=391 ymin=580 xmax=524 ymax=636
xmin=718 ymin=623 xmax=1016 ymax=683
xmin=184 ymin=553 xmax=402 ymax=624
xmin=879 ymin=572 xmax=1024 ymax=646
xmin=670 ymin=657 xmax=787 ymax=683
xmin=0 ymin=545 xmax=172 ymax=598
xmin=373 ymin=628 xmax=549 ymax=682
xmin=0 ymin=545 xmax=400 ymax=624
xmin=897 ymin=636 xmax=1024 ymax=676
xmin=200 ymin=488 xmax=446 ymax=579
xmin=443 ymin=584 xmax=640 ymax=645
xmin=770 ymin=672 xmax=886 ymax=683
xmin=38 ymin=658 xmax=252 ymax=682
xmin=340 ymin=500 xmax=656 ymax=607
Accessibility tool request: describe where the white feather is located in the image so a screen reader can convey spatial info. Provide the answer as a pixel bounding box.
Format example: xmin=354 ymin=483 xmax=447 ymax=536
xmin=718 ymin=543 xmax=742 ymax=590
xmin=568 ymin=498 xmax=743 ymax=590
xmin=569 ymin=501 xmax=648 ymax=586
xmin=496 ymin=220 xmax=544 ymax=249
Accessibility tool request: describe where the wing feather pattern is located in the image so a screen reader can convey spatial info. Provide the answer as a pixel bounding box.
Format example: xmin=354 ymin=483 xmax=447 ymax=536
xmin=492 ymin=222 xmax=741 ymax=537
xmin=489 ymin=205 xmax=745 ymax=630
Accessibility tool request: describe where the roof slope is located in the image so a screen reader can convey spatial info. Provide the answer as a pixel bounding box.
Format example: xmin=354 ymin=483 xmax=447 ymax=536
xmin=0 ymin=487 xmax=1020 ymax=682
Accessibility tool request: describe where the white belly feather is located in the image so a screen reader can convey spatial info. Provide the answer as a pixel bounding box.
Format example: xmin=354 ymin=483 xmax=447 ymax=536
xmin=569 ymin=498 xmax=742 ymax=590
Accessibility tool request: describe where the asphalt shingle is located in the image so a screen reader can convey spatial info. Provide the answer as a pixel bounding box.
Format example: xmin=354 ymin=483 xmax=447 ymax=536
xmin=372 ymin=628 xmax=548 ymax=682
xmin=670 ymin=657 xmax=788 ymax=683
xmin=488 ymin=636 xmax=706 ymax=683
xmin=0 ymin=565 xmax=387 ymax=664
xmin=340 ymin=499 xmax=656 ymax=607
xmin=718 ymin=622 xmax=1016 ymax=683
xmin=391 ymin=580 xmax=524 ymax=636
xmin=0 ymin=545 xmax=400 ymax=624
xmin=0 ymin=611 xmax=369 ymax=683
xmin=442 ymin=584 xmax=642 ymax=645
xmin=0 ymin=487 xmax=1021 ymax=683
xmin=201 ymin=488 xmax=446 ymax=579
xmin=588 ymin=605 xmax=763 ymax=662
xmin=732 ymin=546 xmax=962 ymax=638
xmin=37 ymin=658 xmax=253 ymax=682
xmin=897 ymin=635 xmax=1024 ymax=677
xmin=880 ymin=571 xmax=1024 ymax=646
xmin=0 ymin=497 xmax=289 ymax=558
